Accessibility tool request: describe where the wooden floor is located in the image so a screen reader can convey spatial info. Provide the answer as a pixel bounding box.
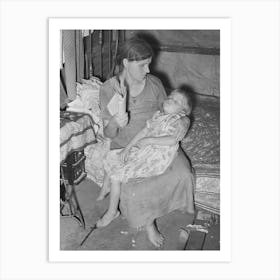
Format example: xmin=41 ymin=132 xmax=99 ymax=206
xmin=183 ymin=212 xmax=220 ymax=250
xmin=60 ymin=178 xmax=220 ymax=250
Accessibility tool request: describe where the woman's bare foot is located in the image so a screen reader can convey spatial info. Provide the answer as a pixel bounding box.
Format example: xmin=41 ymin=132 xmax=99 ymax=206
xmin=146 ymin=222 xmax=164 ymax=248
xmin=96 ymin=184 xmax=110 ymax=201
xmin=96 ymin=210 xmax=120 ymax=228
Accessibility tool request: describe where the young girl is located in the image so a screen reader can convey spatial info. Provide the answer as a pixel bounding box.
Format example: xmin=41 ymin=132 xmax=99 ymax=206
xmin=96 ymin=89 xmax=192 ymax=247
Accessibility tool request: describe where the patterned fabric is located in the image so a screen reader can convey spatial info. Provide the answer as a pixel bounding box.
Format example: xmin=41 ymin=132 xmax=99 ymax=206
xmin=181 ymin=94 xmax=219 ymax=165
xmin=60 ymin=111 xmax=96 ymax=163
xmin=84 ymin=137 xmax=111 ymax=186
xmin=104 ymin=111 xmax=189 ymax=183
xmin=146 ymin=111 xmax=188 ymax=140
xmin=180 ymin=94 xmax=220 ymax=214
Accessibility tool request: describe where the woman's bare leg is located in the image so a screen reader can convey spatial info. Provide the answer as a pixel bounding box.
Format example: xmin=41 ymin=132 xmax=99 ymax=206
xmin=146 ymin=220 xmax=164 ymax=247
xmin=96 ymin=173 xmax=111 ymax=201
xmin=96 ymin=179 xmax=121 ymax=227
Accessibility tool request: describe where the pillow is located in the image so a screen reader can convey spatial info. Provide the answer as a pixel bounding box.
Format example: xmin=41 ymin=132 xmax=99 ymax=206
xmin=67 ymin=77 xmax=104 ymax=135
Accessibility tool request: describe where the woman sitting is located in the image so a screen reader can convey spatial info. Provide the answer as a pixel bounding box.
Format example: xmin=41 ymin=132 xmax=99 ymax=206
xmin=98 ymin=89 xmax=192 ymax=247
xmin=99 ymin=36 xmax=195 ymax=248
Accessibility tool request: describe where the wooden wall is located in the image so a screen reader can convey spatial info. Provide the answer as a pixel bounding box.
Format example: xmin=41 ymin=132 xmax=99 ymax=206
xmin=83 ymin=30 xmax=220 ymax=96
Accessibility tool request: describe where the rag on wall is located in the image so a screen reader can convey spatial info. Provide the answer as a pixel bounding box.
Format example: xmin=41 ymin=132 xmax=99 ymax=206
xmin=75 ymin=31 xmax=84 ymax=84
xmin=62 ymin=30 xmax=84 ymax=101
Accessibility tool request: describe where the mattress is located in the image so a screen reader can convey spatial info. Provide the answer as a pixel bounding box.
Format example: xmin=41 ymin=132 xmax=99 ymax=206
xmin=181 ymin=94 xmax=220 ymax=214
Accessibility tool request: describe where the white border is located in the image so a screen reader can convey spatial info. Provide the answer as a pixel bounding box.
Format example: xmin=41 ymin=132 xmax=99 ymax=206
xmin=49 ymin=18 xmax=231 ymax=262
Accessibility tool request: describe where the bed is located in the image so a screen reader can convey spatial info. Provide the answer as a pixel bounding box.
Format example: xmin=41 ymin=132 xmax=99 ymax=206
xmin=181 ymin=94 xmax=220 ymax=215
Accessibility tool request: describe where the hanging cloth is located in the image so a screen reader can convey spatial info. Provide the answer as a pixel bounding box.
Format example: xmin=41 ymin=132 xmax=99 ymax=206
xmin=75 ymin=30 xmax=84 ymax=83
xmin=62 ymin=30 xmax=84 ymax=101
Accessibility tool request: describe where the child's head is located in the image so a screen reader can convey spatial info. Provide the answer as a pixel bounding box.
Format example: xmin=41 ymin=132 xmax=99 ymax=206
xmin=163 ymin=89 xmax=192 ymax=115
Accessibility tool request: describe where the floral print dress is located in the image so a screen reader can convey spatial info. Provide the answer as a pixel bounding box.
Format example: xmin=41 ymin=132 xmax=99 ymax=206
xmin=103 ymin=111 xmax=189 ymax=183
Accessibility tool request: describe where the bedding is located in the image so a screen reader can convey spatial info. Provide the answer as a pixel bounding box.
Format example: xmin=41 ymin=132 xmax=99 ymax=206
xmin=60 ymin=111 xmax=97 ymax=163
xmin=181 ymin=94 xmax=220 ymax=214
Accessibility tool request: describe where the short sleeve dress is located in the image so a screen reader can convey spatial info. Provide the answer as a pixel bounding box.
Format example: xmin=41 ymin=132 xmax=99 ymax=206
xmin=103 ymin=111 xmax=189 ymax=183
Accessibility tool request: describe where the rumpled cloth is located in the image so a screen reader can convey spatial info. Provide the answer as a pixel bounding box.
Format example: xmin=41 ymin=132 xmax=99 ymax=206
xmin=67 ymin=77 xmax=103 ymax=136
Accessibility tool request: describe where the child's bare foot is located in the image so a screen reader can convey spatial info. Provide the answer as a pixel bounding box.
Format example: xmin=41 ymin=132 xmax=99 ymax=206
xmin=146 ymin=222 xmax=164 ymax=248
xmin=96 ymin=210 xmax=120 ymax=228
xmin=96 ymin=185 xmax=110 ymax=201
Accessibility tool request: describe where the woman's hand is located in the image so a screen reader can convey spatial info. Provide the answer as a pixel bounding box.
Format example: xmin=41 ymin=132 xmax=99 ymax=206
xmin=136 ymin=137 xmax=153 ymax=148
xmin=114 ymin=112 xmax=128 ymax=128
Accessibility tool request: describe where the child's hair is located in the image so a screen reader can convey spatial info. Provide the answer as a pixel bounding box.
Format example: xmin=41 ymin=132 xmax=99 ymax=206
xmin=171 ymin=89 xmax=192 ymax=116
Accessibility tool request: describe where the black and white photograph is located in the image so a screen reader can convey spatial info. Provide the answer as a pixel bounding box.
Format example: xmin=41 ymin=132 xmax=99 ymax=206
xmin=51 ymin=18 xmax=231 ymax=260
xmin=1 ymin=0 xmax=279 ymax=279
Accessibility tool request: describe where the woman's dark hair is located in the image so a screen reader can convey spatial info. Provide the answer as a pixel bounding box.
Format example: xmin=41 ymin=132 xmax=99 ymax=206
xmin=116 ymin=37 xmax=154 ymax=72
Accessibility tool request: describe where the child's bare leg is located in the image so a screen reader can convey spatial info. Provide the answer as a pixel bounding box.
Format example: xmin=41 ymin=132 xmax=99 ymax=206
xmin=146 ymin=220 xmax=164 ymax=248
xmin=96 ymin=173 xmax=111 ymax=201
xmin=96 ymin=178 xmax=121 ymax=228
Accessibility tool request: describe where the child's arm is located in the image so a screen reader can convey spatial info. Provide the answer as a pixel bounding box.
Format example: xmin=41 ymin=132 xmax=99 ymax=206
xmin=127 ymin=126 xmax=149 ymax=149
xmin=137 ymin=135 xmax=177 ymax=147
xmin=137 ymin=117 xmax=190 ymax=147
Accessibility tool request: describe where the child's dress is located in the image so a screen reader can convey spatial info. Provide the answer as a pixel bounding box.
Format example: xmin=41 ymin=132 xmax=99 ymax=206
xmin=103 ymin=111 xmax=188 ymax=183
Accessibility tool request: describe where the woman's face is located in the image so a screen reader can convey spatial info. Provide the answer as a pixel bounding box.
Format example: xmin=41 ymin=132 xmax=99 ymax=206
xmin=124 ymin=57 xmax=152 ymax=84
